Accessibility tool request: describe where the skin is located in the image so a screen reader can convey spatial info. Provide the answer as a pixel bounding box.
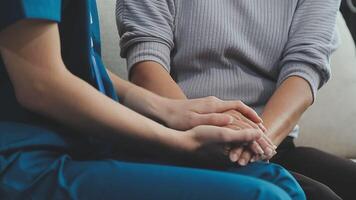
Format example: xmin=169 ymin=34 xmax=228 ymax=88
xmin=131 ymin=61 xmax=277 ymax=164
xmin=0 ymin=20 xmax=263 ymax=164
xmin=233 ymin=76 xmax=312 ymax=165
xmin=130 ymin=59 xmax=313 ymax=165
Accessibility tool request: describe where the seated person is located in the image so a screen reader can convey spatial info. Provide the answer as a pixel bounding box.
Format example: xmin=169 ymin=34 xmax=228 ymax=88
xmin=117 ymin=0 xmax=356 ymax=199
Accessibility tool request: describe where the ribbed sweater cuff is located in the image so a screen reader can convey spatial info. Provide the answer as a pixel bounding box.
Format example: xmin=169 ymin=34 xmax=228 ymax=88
xmin=277 ymin=62 xmax=321 ymax=103
xmin=126 ymin=41 xmax=171 ymax=74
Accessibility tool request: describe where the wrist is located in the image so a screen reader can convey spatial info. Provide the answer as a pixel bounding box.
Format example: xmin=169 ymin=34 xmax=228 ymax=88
xmin=264 ymin=130 xmax=283 ymax=147
xmin=151 ymin=95 xmax=170 ymax=122
xmin=262 ymin=120 xmax=290 ymax=147
xmin=158 ymin=127 xmax=193 ymax=154
xmin=150 ymin=96 xmax=176 ymax=125
xmin=123 ymin=88 xmax=170 ymax=124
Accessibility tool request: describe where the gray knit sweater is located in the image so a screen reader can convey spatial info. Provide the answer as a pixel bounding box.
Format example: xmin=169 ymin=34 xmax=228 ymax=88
xmin=116 ymin=0 xmax=340 ymax=136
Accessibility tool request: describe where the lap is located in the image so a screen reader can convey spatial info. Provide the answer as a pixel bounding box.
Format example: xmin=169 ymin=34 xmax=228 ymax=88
xmin=272 ymin=137 xmax=356 ymax=200
xmin=0 ymin=149 xmax=298 ymax=200
xmin=288 ymin=171 xmax=342 ymax=200
xmin=273 ymin=145 xmax=356 ymax=182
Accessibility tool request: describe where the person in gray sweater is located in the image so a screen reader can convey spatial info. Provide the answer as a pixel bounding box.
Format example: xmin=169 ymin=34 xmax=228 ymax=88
xmin=117 ymin=0 xmax=356 ymax=199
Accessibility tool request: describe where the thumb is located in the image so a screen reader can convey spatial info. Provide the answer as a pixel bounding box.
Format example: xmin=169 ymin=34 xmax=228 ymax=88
xmin=226 ymin=129 xmax=262 ymax=143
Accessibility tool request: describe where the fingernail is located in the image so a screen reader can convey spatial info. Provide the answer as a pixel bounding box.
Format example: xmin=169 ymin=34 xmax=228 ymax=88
xmin=266 ymin=148 xmax=273 ymax=156
xmin=250 ymin=157 xmax=256 ymax=163
xmin=230 ymin=153 xmax=238 ymax=162
xmin=229 ymin=117 xmax=234 ymax=124
xmin=258 ymin=147 xmax=264 ymax=155
xmin=239 ymin=159 xmax=247 ymax=166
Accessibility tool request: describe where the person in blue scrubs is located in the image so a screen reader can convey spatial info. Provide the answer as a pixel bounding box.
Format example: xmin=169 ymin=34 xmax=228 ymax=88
xmin=0 ymin=0 xmax=306 ymax=199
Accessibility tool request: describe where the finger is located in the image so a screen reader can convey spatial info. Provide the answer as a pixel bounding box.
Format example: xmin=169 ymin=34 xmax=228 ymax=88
xmin=229 ymin=147 xmax=244 ymax=162
xmin=260 ymin=134 xmax=277 ymax=150
xmin=204 ymin=127 xmax=262 ymax=144
xmin=226 ymin=111 xmax=255 ymax=129
xmin=264 ymin=151 xmax=277 ymax=161
xmin=251 ymin=154 xmax=263 ymax=163
xmin=260 ymin=153 xmax=273 ymax=162
xmin=256 ymin=136 xmax=275 ymax=157
xmin=239 ymin=114 xmax=260 ymax=130
xmin=262 ymin=145 xmax=277 ymax=160
xmin=231 ymin=101 xmax=262 ymax=123
xmin=250 ymin=155 xmax=258 ymax=163
xmin=250 ymin=141 xmax=264 ymax=155
xmin=225 ymin=124 xmax=242 ymax=130
xmin=258 ymin=123 xmax=268 ymax=133
xmin=193 ymin=96 xmax=228 ymax=113
xmin=223 ymin=128 xmax=262 ymax=144
xmin=238 ymin=149 xmax=253 ymax=166
xmin=197 ymin=97 xmax=262 ymax=123
xmin=228 ymin=120 xmax=252 ymax=130
xmin=225 ymin=108 xmax=261 ymax=130
xmin=253 ymin=125 xmax=277 ymax=150
xmin=191 ymin=113 xmax=233 ymax=127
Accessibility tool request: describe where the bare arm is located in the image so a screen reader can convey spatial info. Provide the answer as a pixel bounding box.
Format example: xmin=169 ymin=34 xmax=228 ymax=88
xmin=0 ymin=20 xmax=263 ymax=162
xmin=128 ymin=58 xmax=276 ymax=165
xmin=229 ymin=76 xmax=312 ymax=166
xmin=109 ymin=66 xmax=263 ymax=130
xmin=260 ymin=0 xmax=340 ymax=146
xmin=261 ymin=76 xmax=313 ymax=146
xmin=0 ymin=20 xmax=183 ymax=151
xmin=130 ymin=61 xmax=187 ymax=99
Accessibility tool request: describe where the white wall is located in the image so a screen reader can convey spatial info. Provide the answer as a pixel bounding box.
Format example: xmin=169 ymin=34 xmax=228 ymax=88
xmin=97 ymin=0 xmax=128 ymax=79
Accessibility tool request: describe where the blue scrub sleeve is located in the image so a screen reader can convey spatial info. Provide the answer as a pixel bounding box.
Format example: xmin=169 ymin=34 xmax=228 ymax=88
xmin=0 ymin=0 xmax=62 ymax=31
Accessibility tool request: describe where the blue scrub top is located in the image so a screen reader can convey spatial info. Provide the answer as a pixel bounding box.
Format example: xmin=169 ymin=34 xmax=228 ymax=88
xmin=0 ymin=0 xmax=119 ymax=153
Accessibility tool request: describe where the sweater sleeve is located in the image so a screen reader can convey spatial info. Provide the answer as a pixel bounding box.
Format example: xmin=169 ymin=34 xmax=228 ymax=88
xmin=277 ymin=0 xmax=341 ymax=102
xmin=116 ymin=0 xmax=175 ymax=73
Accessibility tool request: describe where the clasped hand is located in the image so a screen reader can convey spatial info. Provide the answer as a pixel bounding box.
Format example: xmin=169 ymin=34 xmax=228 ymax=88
xmin=224 ymin=110 xmax=277 ymax=166
xmin=160 ymin=96 xmax=276 ymax=166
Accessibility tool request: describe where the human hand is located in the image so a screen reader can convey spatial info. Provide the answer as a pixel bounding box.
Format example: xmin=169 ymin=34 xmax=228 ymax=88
xmin=228 ymin=142 xmax=276 ymax=166
xmin=182 ymin=125 xmax=262 ymax=164
xmin=223 ymin=110 xmax=277 ymax=165
xmin=161 ymin=96 xmax=262 ymax=130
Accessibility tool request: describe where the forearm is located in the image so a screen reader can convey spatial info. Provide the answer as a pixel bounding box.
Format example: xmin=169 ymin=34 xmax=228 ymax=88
xmin=118 ymin=61 xmax=265 ymax=129
xmin=0 ymin=21 xmax=180 ymax=147
xmin=261 ymin=76 xmax=313 ymax=146
xmin=129 ymin=61 xmax=187 ymax=99
xmin=0 ymin=37 xmax=185 ymax=152
xmin=28 ymin=68 xmax=185 ymax=150
xmin=108 ymin=69 xmax=184 ymax=124
xmin=107 ymin=61 xmax=188 ymax=123
xmin=108 ymin=70 xmax=164 ymax=118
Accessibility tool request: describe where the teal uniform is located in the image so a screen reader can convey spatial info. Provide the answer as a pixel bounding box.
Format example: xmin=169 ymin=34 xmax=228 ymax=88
xmin=0 ymin=0 xmax=305 ymax=199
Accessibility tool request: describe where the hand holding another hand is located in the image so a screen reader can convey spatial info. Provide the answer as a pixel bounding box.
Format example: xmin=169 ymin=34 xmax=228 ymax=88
xmin=223 ymin=110 xmax=277 ymax=166
xmin=182 ymin=125 xmax=263 ymax=164
xmin=161 ymin=96 xmax=262 ymax=130
xmin=161 ymin=96 xmax=276 ymax=165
